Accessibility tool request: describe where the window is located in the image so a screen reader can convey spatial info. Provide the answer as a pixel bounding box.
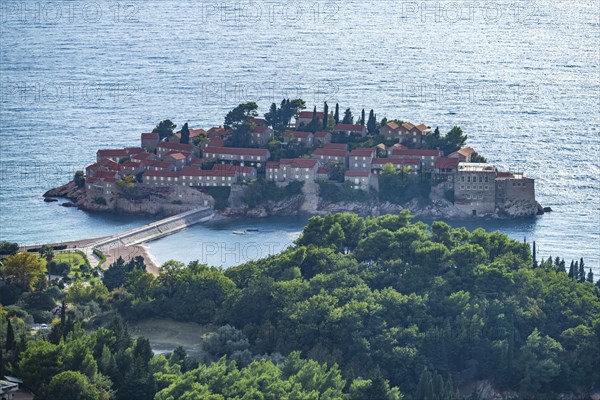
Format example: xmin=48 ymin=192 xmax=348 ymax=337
xmin=355 ymin=178 xmax=359 ymax=184
xmin=461 ymin=176 xmax=465 ymax=182
xmin=478 ymin=194 xmax=483 ymax=199
xmin=466 ymin=186 xmax=470 ymax=190
xmin=485 ymin=176 xmax=489 ymax=182
xmin=466 ymin=194 xmax=471 ymax=199
xmin=479 ymin=185 xmax=483 ymax=190
xmin=484 ymin=185 xmax=489 ymax=190
xmin=467 ymin=176 xmax=471 ymax=182
xmin=479 ymin=176 xmax=483 ymax=183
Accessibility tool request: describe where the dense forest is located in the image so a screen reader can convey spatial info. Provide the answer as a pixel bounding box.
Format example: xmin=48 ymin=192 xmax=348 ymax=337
xmin=1 ymin=211 xmax=599 ymax=399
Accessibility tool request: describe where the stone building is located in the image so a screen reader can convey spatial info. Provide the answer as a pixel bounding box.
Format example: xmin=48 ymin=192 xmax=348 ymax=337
xmin=454 ymin=163 xmax=497 ymax=216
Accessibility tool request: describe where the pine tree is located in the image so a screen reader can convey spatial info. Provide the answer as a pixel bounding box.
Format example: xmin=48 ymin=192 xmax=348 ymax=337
xmin=6 ymin=318 xmax=15 ymax=351
xmin=360 ymin=108 xmax=365 ymax=125
xmin=586 ymin=268 xmax=594 ymax=283
xmin=323 ymin=102 xmax=329 ymax=129
xmin=334 ymin=103 xmax=339 ymax=124
xmin=342 ymin=108 xmax=353 ymax=124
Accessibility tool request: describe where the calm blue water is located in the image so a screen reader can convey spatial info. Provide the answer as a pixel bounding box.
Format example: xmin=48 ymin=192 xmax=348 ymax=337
xmin=1 ymin=1 xmax=598 ymax=272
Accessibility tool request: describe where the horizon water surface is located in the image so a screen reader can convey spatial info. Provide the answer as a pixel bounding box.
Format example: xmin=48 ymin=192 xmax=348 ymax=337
xmin=1 ymin=0 xmax=598 ymax=272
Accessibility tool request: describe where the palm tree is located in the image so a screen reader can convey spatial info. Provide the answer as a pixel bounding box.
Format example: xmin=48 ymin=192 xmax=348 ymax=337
xmin=40 ymin=245 xmax=54 ymax=281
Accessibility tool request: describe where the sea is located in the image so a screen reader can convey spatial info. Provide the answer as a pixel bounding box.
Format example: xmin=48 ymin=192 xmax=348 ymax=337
xmin=0 ymin=0 xmax=598 ymax=272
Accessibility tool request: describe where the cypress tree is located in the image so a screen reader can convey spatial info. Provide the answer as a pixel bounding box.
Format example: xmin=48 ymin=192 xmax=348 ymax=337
xmin=578 ymin=261 xmax=586 ymax=282
xmin=60 ymin=299 xmax=67 ymax=341
xmin=586 ymin=268 xmax=594 ymax=283
xmin=532 ymin=241 xmax=537 ymax=268
xmin=334 ymin=103 xmax=339 ymax=124
xmin=367 ymin=109 xmax=376 ymax=134
xmin=6 ymin=319 xmax=15 ymax=351
xmin=180 ymin=122 xmax=190 ymax=144
xmin=323 ymin=102 xmax=329 ymax=129
xmin=416 ymin=368 xmax=433 ymax=400
xmin=361 ymin=108 xmax=365 ymax=125
xmin=568 ymin=261 xmax=576 ymax=279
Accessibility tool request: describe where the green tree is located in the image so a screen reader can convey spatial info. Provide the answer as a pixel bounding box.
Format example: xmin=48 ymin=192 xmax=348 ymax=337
xmin=334 ymin=103 xmax=340 ymax=124
xmin=415 ymin=368 xmax=433 ymax=400
xmin=367 ymin=109 xmax=377 ymax=134
xmin=6 ymin=318 xmax=16 ymax=351
xmin=516 ymin=329 xmax=563 ymax=396
xmin=586 ymin=268 xmax=594 ymax=283
xmin=18 ymin=341 xmax=62 ymax=396
xmin=48 ymin=371 xmax=105 ymax=400
xmin=74 ymin=170 xmax=85 ymax=187
xmin=224 ymin=102 xmax=259 ymax=147
xmin=40 ymin=245 xmax=54 ymax=281
xmin=342 ymin=108 xmax=354 ymax=124
xmin=323 ymin=102 xmax=329 ymax=129
xmin=360 ymin=108 xmax=366 ymax=125
xmin=180 ymin=122 xmax=190 ymax=144
xmin=1 ymin=252 xmax=46 ymax=291
xmin=152 ymin=120 xmax=177 ymax=141
xmin=440 ymin=126 xmax=467 ymax=155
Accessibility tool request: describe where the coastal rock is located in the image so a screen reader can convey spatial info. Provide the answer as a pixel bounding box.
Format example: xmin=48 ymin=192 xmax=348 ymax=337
xmin=496 ymin=199 xmax=541 ymax=218
xmin=60 ymin=202 xmax=77 ymax=207
xmin=44 ymin=197 xmax=58 ymax=203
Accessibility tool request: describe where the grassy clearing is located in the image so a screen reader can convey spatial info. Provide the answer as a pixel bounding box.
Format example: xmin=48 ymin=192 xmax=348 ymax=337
xmin=128 ymin=318 xmax=216 ymax=354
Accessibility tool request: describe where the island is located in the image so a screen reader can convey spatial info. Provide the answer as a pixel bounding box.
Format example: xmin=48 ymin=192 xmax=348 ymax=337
xmin=45 ymin=100 xmax=546 ymax=219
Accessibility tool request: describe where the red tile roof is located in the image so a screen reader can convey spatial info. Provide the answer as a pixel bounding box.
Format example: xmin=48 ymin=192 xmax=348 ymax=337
xmin=97 ymin=159 xmax=122 ymax=170
xmin=401 ymin=122 xmax=415 ymax=130
xmin=391 ymin=143 xmax=408 ymax=150
xmin=207 ymin=127 xmax=233 ymax=136
xmin=323 ymin=143 xmax=347 ymax=150
xmin=206 ymin=137 xmax=224 ymax=147
xmin=141 ymin=132 xmax=159 ymax=140
xmin=390 ymin=149 xmax=442 ymax=157
xmin=252 ymin=126 xmax=271 ymax=134
xmin=97 ymin=149 xmax=128 ymax=157
xmin=386 ymin=122 xmax=400 ymax=130
xmin=335 ymin=124 xmax=364 ymax=132
xmin=285 ymin=131 xmax=313 ymax=139
xmin=165 ymin=152 xmax=187 ymax=161
xmin=125 ymin=147 xmax=144 ymax=155
xmin=189 ymin=157 xmax=204 ymax=166
xmin=280 ymin=159 xmax=318 ymax=168
xmin=350 ymin=148 xmax=375 ymax=157
xmin=457 ymin=146 xmax=476 ymax=157
xmin=130 ymin=152 xmax=155 ymax=161
xmin=251 ymin=118 xmax=268 ymax=126
xmin=414 ymin=124 xmax=429 ymax=132
xmin=204 ymin=147 xmax=269 ymax=157
xmin=298 ymin=111 xmax=325 ymax=119
xmin=345 ymin=170 xmax=370 ymax=177
xmin=179 ymin=166 xmax=204 ymax=177
xmin=266 ymin=161 xmax=280 ymax=169
xmin=434 ymin=157 xmax=459 ymax=169
xmin=317 ymin=167 xmax=329 ymax=174
xmin=122 ymin=161 xmax=141 ymax=168
xmin=314 ymin=148 xmax=347 ymax=158
xmin=314 ymin=131 xmax=330 ymax=138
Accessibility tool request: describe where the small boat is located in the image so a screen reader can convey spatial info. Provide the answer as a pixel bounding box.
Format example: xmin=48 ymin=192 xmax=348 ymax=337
xmin=232 ymin=231 xmax=246 ymax=235
xmin=246 ymin=228 xmax=259 ymax=232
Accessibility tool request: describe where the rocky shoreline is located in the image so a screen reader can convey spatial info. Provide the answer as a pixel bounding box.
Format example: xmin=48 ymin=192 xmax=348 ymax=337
xmin=45 ymin=180 xmax=547 ymax=221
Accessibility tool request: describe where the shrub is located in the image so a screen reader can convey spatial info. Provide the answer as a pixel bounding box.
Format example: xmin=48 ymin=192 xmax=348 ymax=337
xmin=242 ymin=180 xmax=304 ymax=208
xmin=93 ymin=197 xmax=107 ymax=205
xmin=204 ymin=187 xmax=231 ymax=210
